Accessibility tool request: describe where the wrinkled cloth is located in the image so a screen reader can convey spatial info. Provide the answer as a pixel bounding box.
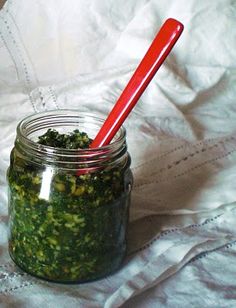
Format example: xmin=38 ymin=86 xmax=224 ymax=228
xmin=1 ymin=0 xmax=236 ymax=307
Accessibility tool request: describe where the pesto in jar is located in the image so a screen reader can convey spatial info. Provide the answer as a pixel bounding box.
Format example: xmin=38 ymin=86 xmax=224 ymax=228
xmin=8 ymin=127 xmax=132 ymax=283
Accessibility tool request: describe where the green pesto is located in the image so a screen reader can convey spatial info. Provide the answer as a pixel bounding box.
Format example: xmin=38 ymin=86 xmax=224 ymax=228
xmin=8 ymin=129 xmax=131 ymax=282
xmin=37 ymin=128 xmax=93 ymax=149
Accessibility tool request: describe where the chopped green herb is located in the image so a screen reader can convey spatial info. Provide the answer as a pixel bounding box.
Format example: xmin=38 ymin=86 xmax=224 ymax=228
xmin=38 ymin=128 xmax=92 ymax=149
xmin=8 ymin=129 xmax=132 ymax=282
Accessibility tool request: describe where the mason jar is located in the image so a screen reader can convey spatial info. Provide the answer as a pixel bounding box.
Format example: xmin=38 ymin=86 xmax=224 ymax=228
xmin=7 ymin=110 xmax=133 ymax=283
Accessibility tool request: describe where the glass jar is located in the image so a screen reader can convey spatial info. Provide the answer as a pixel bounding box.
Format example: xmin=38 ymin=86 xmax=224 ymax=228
xmin=7 ymin=110 xmax=133 ymax=283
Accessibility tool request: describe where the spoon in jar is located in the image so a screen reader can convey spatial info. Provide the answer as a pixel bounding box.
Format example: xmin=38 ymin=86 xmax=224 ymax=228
xmin=90 ymin=18 xmax=184 ymax=148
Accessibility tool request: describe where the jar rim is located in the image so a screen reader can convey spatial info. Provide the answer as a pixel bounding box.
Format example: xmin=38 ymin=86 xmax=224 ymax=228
xmin=17 ymin=109 xmax=126 ymax=154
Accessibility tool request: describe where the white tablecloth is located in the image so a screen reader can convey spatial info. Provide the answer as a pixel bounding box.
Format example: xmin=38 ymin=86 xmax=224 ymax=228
xmin=1 ymin=0 xmax=236 ymax=307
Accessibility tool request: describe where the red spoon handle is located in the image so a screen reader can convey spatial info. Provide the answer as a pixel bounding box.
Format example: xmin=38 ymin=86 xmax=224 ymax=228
xmin=91 ymin=18 xmax=184 ymax=148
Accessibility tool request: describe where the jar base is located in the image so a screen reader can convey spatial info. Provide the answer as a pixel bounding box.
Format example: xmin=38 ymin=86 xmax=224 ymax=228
xmin=9 ymin=250 xmax=126 ymax=284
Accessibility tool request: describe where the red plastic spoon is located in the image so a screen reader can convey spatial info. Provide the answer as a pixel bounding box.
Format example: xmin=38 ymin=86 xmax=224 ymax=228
xmin=90 ymin=18 xmax=184 ymax=148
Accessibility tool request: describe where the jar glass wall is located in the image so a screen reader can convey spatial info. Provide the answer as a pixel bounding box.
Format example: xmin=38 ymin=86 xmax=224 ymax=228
xmin=7 ymin=110 xmax=133 ymax=283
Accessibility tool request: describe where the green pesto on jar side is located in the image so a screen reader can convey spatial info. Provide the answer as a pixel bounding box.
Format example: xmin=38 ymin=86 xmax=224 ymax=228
xmin=8 ymin=129 xmax=132 ymax=283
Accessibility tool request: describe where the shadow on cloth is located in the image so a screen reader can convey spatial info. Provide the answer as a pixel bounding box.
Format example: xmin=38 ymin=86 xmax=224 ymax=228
xmin=126 ymin=137 xmax=229 ymax=254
